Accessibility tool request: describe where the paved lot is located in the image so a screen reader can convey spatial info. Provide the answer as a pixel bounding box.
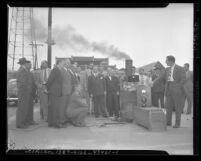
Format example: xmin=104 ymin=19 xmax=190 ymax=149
xmin=7 ymin=103 xmax=193 ymax=155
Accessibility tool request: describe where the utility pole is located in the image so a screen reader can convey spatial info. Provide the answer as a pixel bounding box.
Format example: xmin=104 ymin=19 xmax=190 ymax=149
xmin=46 ymin=8 xmax=55 ymax=69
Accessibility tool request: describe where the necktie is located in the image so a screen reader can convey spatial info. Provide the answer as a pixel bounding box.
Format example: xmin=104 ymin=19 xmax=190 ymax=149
xmin=44 ymin=69 xmax=47 ymax=82
xmin=167 ymin=68 xmax=171 ymax=81
xmin=141 ymin=75 xmax=144 ymax=85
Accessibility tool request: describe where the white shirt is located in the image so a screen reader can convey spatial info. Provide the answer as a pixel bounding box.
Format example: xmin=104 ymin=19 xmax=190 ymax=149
xmin=93 ymin=73 xmax=98 ymax=77
xmin=139 ymin=75 xmax=146 ymax=85
xmin=68 ymin=68 xmax=74 ymax=76
xmin=64 ymin=67 xmax=67 ymax=71
xmin=139 ymin=74 xmax=152 ymax=87
xmin=168 ymin=64 xmax=175 ymax=82
xmin=43 ymin=68 xmax=49 ymax=83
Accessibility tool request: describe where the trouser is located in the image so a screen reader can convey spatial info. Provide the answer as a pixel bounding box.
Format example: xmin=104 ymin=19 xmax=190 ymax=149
xmin=59 ymin=94 xmax=71 ymax=124
xmin=16 ymin=90 xmax=31 ymax=127
xmin=93 ymin=95 xmax=107 ymax=117
xmin=165 ymin=86 xmax=183 ymax=126
xmin=39 ymin=89 xmax=48 ymax=121
xmin=184 ymin=88 xmax=193 ymax=114
xmin=25 ymin=93 xmax=34 ymax=124
xmin=152 ymin=91 xmax=165 ymax=108
xmin=48 ymin=94 xmax=61 ymax=127
xmin=82 ymin=89 xmax=90 ymax=112
xmin=106 ymin=93 xmax=120 ymax=117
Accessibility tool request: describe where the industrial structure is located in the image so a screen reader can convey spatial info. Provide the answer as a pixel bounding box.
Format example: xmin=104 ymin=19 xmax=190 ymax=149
xmin=137 ymin=61 xmax=165 ymax=73
xmin=7 ymin=7 xmax=42 ymax=71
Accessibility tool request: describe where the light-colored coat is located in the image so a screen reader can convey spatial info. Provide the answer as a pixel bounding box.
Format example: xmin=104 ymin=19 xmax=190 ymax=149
xmin=34 ymin=68 xmax=51 ymax=120
xmin=35 ymin=68 xmax=51 ymax=90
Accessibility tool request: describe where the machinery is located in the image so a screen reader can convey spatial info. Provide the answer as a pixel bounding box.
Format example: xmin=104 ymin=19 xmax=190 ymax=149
xmin=120 ymin=59 xmax=151 ymax=120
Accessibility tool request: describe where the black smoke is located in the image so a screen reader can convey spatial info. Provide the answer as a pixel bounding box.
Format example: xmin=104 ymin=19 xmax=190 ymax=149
xmin=25 ymin=18 xmax=131 ymax=60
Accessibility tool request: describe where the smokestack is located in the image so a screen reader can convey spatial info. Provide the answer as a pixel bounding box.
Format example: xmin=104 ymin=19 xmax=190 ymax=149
xmin=125 ymin=59 xmax=133 ymax=77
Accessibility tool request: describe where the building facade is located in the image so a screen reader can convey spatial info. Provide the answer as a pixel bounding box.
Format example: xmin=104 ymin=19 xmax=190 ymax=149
xmin=55 ymin=56 xmax=112 ymax=69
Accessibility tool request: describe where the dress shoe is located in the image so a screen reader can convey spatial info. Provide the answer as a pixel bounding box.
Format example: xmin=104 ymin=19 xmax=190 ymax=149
xmin=173 ymin=125 xmax=180 ymax=128
xmin=55 ymin=124 xmax=67 ymax=128
xmin=29 ymin=121 xmax=39 ymax=125
xmin=76 ymin=122 xmax=86 ymax=127
xmin=111 ymin=117 xmax=118 ymax=121
xmin=48 ymin=124 xmax=53 ymax=127
xmin=103 ymin=115 xmax=108 ymax=118
xmin=17 ymin=125 xmax=28 ymax=129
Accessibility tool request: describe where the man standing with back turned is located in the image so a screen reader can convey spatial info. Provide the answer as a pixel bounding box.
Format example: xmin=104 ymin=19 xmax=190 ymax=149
xmin=153 ymin=55 xmax=186 ymax=128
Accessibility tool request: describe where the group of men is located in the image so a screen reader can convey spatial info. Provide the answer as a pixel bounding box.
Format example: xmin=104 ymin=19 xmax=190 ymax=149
xmin=88 ymin=66 xmax=121 ymax=120
xmin=15 ymin=57 xmax=122 ymax=128
xmin=15 ymin=55 xmax=193 ymax=129
xmin=16 ymin=58 xmax=38 ymax=128
xmin=127 ymin=55 xmax=193 ymax=128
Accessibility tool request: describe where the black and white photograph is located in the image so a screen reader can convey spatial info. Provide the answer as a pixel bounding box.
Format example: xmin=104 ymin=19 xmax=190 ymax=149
xmin=6 ymin=3 xmax=195 ymax=155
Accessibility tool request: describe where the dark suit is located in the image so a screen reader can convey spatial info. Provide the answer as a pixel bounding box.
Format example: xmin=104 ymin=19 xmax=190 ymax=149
xmin=68 ymin=68 xmax=77 ymax=93
xmin=152 ymin=72 xmax=165 ymax=108
xmin=105 ymin=75 xmax=120 ymax=117
xmin=46 ymin=67 xmax=63 ymax=127
xmin=183 ymin=70 xmax=193 ymax=114
xmin=16 ymin=66 xmax=33 ymax=127
xmin=154 ymin=64 xmax=186 ymax=127
xmin=60 ymin=67 xmax=73 ymax=124
xmin=88 ymin=74 xmax=107 ymax=117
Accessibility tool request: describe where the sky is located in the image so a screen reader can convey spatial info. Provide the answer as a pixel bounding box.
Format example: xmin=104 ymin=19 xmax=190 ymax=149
xmin=8 ymin=3 xmax=194 ymax=70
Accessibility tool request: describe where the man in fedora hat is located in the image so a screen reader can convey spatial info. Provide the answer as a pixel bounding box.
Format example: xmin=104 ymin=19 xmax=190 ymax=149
xmin=16 ymin=58 xmax=33 ymax=128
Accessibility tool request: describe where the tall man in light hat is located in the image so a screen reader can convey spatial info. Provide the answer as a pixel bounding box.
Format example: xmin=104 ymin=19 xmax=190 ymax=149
xmin=35 ymin=60 xmax=51 ymax=121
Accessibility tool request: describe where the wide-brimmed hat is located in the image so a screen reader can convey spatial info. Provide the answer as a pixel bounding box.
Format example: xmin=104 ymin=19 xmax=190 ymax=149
xmin=17 ymin=58 xmax=28 ymax=65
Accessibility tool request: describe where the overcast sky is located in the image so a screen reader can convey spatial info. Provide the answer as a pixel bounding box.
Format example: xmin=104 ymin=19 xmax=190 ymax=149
xmin=8 ymin=3 xmax=193 ymax=70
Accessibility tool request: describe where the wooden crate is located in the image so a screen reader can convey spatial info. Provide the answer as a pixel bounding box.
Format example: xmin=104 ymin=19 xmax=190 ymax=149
xmin=120 ymin=91 xmax=137 ymax=121
xmin=120 ymin=91 xmax=137 ymax=106
xmin=133 ymin=106 xmax=167 ymax=131
xmin=120 ymin=102 xmax=134 ymax=121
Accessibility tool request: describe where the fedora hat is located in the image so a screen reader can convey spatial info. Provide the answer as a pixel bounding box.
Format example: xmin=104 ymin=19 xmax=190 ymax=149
xmin=17 ymin=58 xmax=28 ymax=65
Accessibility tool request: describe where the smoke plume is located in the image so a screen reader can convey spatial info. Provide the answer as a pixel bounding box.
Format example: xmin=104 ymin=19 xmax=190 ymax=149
xmin=25 ymin=18 xmax=131 ymax=60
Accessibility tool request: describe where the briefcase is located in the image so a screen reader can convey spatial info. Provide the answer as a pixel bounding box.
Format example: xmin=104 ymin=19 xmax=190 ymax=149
xmin=133 ymin=106 xmax=167 ymax=131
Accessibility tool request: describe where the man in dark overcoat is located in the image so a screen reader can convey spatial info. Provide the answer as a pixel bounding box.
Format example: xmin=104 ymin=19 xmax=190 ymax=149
xmin=105 ymin=68 xmax=120 ymax=120
xmin=46 ymin=59 xmax=65 ymax=128
xmin=16 ymin=58 xmax=33 ymax=128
